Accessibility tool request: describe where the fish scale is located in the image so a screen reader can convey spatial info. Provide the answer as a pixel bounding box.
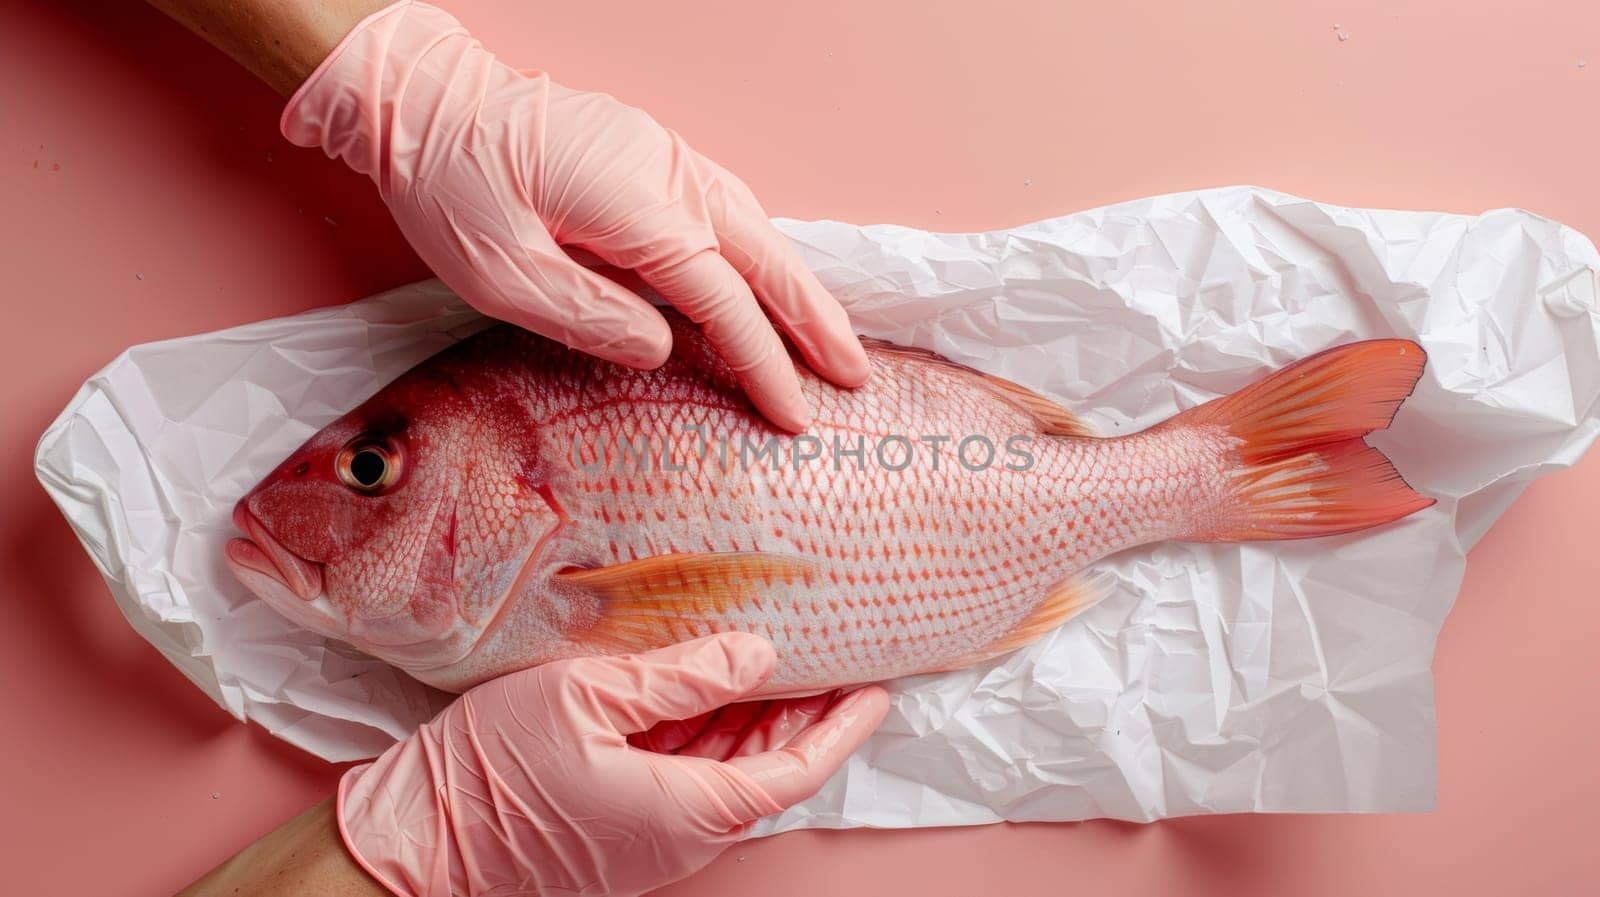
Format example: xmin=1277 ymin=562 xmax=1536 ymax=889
xmin=228 ymin=318 xmax=1433 ymax=695
xmin=527 ymin=357 xmax=1240 ymax=690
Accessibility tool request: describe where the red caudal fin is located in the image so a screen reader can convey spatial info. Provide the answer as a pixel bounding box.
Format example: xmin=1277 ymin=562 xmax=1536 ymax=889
xmin=1177 ymin=340 xmax=1435 ymax=541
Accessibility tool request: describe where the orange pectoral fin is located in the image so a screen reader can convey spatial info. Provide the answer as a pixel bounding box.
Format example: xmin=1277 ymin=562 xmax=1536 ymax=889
xmin=559 ymin=552 xmax=819 ymax=653
xmin=928 ymin=570 xmax=1118 ymax=673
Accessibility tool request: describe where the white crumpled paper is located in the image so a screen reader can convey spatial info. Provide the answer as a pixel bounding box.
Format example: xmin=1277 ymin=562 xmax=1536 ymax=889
xmin=36 ymin=186 xmax=1600 ymax=828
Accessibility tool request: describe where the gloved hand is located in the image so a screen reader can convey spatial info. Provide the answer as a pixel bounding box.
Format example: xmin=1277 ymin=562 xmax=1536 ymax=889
xmin=282 ymin=0 xmax=869 ymax=431
xmin=337 ymin=633 xmax=890 ymax=897
xmin=631 ymin=688 xmax=860 ymax=759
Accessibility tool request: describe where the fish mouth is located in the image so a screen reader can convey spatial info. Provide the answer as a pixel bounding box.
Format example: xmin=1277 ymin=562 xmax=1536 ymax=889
xmin=223 ymin=505 xmax=474 ymax=668
xmin=225 ymin=506 xmax=339 ymax=636
xmin=227 ymin=505 xmax=324 ymax=600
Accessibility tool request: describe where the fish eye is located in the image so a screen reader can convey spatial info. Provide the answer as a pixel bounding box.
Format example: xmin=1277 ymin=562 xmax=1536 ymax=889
xmin=336 ymin=439 xmax=402 ymax=494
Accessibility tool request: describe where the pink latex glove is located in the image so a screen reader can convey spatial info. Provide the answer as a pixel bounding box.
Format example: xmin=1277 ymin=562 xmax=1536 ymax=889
xmin=631 ymin=689 xmax=858 ymax=759
xmin=337 ymin=633 xmax=890 ymax=897
xmin=281 ymin=0 xmax=869 ymax=431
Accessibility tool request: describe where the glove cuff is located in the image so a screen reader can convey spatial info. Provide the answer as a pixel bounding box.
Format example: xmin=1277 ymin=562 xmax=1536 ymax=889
xmin=279 ymin=0 xmax=473 ymax=181
xmin=336 ymin=755 xmax=447 ymax=897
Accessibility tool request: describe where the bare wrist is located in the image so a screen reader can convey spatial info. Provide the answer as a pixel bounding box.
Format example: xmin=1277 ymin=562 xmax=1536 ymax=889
xmin=177 ymin=796 xmax=389 ymax=897
xmin=145 ymin=0 xmax=396 ymax=96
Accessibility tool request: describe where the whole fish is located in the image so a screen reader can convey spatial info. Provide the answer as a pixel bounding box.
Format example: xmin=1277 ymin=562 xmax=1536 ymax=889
xmin=227 ymin=316 xmax=1432 ymax=696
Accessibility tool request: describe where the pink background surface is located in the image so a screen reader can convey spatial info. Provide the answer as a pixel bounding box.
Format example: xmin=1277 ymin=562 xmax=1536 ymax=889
xmin=3 ymin=1 xmax=1598 ymax=893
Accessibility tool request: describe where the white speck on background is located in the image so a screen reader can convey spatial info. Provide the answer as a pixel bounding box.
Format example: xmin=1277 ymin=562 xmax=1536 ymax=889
xmin=1337 ymin=30 xmax=1349 ymax=42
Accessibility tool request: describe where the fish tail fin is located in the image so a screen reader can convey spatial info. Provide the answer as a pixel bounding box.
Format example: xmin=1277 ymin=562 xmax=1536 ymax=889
xmin=1175 ymin=339 xmax=1434 ymax=541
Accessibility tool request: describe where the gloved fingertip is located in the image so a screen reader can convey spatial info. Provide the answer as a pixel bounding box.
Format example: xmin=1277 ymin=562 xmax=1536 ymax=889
xmin=827 ymin=339 xmax=873 ymax=389
xmin=590 ymin=329 xmax=672 ymax=370
xmin=713 ymin=632 xmax=777 ymax=689
xmin=834 ymin=684 xmax=891 ymax=726
xmin=559 ymin=265 xmax=675 ymax=368
xmin=628 ymin=337 xmax=674 ymax=370
xmin=780 ymin=401 xmax=815 ymax=433
xmin=751 ymin=391 xmax=813 ymax=434
xmin=631 ymin=318 xmax=676 ymax=368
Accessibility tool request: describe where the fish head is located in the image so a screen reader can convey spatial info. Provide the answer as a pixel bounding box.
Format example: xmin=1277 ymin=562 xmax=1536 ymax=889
xmin=225 ymin=344 xmax=563 ymax=675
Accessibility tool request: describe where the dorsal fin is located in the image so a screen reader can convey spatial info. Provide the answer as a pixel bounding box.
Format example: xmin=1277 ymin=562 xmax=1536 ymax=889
xmin=860 ymin=338 xmax=1095 ymax=437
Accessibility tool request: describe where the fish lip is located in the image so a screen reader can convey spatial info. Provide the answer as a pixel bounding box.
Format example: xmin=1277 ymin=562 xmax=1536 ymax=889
xmin=227 ymin=505 xmax=325 ymax=602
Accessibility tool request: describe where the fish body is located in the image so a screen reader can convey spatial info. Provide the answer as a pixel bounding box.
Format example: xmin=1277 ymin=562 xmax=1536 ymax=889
xmin=227 ymin=317 xmax=1432 ymax=694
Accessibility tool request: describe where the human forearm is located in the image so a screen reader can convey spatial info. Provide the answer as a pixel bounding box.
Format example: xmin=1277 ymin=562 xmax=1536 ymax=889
xmin=174 ymin=638 xmax=884 ymax=897
xmin=143 ymin=0 xmax=391 ymax=95
xmin=177 ymin=796 xmax=387 ymax=897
